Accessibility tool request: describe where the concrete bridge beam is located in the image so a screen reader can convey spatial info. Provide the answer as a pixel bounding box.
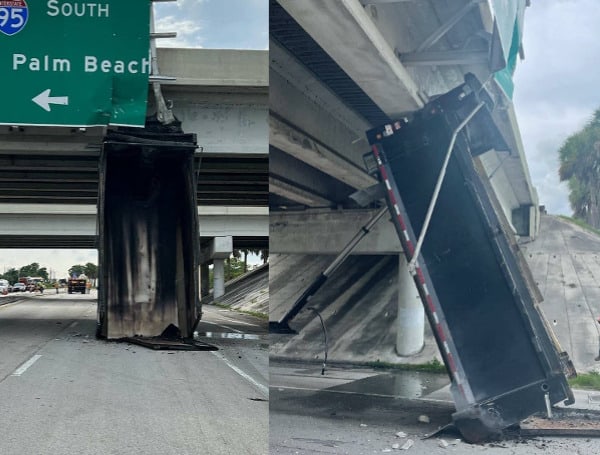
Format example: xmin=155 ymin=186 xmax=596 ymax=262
xmin=270 ymin=208 xmax=401 ymax=254
xmin=0 ymin=205 xmax=268 ymax=246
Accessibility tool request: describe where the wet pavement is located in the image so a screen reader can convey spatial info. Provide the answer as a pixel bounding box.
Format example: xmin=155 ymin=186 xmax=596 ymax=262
xmin=270 ymin=360 xmax=600 ymax=453
xmin=269 ymin=215 xmax=600 ymax=451
xmin=270 ymin=362 xmax=449 ymax=401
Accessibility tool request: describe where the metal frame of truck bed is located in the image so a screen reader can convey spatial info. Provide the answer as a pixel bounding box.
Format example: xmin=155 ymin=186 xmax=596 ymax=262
xmin=363 ymin=74 xmax=574 ymax=442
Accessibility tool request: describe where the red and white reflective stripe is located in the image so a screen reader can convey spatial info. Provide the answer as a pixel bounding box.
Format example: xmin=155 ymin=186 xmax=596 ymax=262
xmin=371 ymin=143 xmax=468 ymax=400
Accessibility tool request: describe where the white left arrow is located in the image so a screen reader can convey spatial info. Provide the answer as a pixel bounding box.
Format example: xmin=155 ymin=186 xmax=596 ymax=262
xmin=32 ymin=89 xmax=69 ymax=112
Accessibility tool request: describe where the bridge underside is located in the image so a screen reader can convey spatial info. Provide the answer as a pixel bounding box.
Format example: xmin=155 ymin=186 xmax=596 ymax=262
xmin=0 ymin=126 xmax=267 ymax=207
xmin=0 ymin=48 xmax=269 ymax=339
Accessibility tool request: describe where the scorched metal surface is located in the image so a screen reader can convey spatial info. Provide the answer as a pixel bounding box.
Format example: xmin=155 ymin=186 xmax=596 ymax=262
xmin=364 ymin=75 xmax=574 ymax=442
xmin=97 ymin=120 xmax=200 ymax=339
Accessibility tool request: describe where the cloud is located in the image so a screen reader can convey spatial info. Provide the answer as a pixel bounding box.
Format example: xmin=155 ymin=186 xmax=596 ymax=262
xmin=153 ymin=0 xmax=267 ymax=50
xmin=513 ymin=0 xmax=600 ymax=215
xmin=154 ymin=15 xmax=203 ymax=48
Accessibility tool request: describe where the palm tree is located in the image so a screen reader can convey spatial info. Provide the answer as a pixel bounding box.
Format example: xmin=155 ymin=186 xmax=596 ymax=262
xmin=559 ymin=109 xmax=600 ymax=226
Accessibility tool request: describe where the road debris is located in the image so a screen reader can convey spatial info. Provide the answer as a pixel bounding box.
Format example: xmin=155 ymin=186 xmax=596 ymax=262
xmin=438 ymin=439 xmax=449 ymax=448
xmin=417 ymin=415 xmax=430 ymax=424
xmin=520 ymin=409 xmax=600 ymax=437
xmin=122 ymin=324 xmax=218 ymax=351
xmin=400 ymin=439 xmax=414 ymax=450
xmin=396 ymin=431 xmax=407 ymax=438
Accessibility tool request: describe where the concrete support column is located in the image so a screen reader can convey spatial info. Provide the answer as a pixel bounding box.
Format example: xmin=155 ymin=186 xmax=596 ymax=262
xmin=213 ymin=258 xmax=225 ymax=299
xmin=396 ymin=254 xmax=424 ymax=356
xmin=205 ymin=235 xmax=233 ymax=301
xmin=200 ymin=263 xmax=210 ymax=300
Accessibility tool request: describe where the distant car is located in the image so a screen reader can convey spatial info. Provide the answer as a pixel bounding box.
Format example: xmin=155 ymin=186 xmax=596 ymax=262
xmin=0 ymin=279 xmax=9 ymax=294
xmin=11 ymin=283 xmax=26 ymax=292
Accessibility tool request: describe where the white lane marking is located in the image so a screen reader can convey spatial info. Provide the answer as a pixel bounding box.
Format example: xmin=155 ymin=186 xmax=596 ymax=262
xmin=202 ymin=321 xmax=243 ymax=333
xmin=12 ymin=355 xmax=42 ymax=377
xmin=212 ymin=314 xmax=260 ymax=327
xmin=211 ymin=351 xmax=268 ymax=397
xmin=69 ymin=321 xmax=78 ymax=328
xmin=271 ymin=385 xmax=451 ymax=404
xmin=272 ymin=384 xmax=396 ymax=399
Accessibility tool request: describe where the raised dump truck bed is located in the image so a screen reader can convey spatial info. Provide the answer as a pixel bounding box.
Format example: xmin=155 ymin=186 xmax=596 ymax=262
xmin=364 ymin=75 xmax=574 ymax=442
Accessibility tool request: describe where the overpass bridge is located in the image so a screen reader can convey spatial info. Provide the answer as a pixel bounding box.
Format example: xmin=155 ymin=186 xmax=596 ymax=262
xmin=270 ymin=0 xmax=537 ymax=234
xmin=270 ymin=0 xmax=539 ymax=355
xmin=0 ymin=47 xmax=268 ymax=337
xmin=268 ymin=1 xmax=578 ymax=440
xmin=0 ymin=48 xmax=268 ymax=208
xmin=0 ymin=204 xmax=268 ymax=249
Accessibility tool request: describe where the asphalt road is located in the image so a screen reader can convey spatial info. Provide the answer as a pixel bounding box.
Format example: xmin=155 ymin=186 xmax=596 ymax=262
xmin=269 ymin=360 xmax=600 ymax=455
xmin=0 ymin=295 xmax=268 ymax=455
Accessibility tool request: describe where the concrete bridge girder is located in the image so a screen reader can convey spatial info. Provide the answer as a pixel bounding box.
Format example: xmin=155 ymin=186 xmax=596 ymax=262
xmin=155 ymin=48 xmax=268 ymax=156
xmin=271 ymin=1 xmax=539 ymax=235
xmin=156 ymin=91 xmax=268 ymax=156
xmin=0 ymin=205 xmax=268 ymax=248
xmin=277 ymin=0 xmax=424 ymax=117
xmin=270 ymin=208 xmax=401 ymax=255
xmin=269 ymin=42 xmax=374 ymax=182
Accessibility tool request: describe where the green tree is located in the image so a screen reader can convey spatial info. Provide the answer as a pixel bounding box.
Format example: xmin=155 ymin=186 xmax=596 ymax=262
xmin=1 ymin=268 xmax=19 ymax=284
xmin=225 ymin=257 xmax=246 ymax=281
xmin=68 ymin=264 xmax=86 ymax=278
xmin=18 ymin=263 xmax=48 ymax=280
xmin=84 ymin=263 xmax=98 ymax=279
xmin=260 ymin=248 xmax=269 ymax=264
xmin=207 ymin=256 xmax=248 ymax=289
xmin=559 ymin=108 xmax=600 ymax=226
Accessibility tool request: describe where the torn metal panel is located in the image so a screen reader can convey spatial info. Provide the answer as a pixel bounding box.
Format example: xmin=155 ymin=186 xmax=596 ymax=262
xmin=123 ymin=337 xmax=218 ymax=351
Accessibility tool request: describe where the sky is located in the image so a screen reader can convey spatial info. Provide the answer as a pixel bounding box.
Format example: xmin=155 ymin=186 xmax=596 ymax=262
xmin=153 ymin=0 xmax=268 ymax=49
xmin=512 ymin=0 xmax=600 ymax=216
xmin=4 ymin=0 xmax=597 ymax=274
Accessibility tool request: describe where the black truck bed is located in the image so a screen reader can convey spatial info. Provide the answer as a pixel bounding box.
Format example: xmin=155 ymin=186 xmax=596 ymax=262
xmin=364 ymin=75 xmax=574 ymax=442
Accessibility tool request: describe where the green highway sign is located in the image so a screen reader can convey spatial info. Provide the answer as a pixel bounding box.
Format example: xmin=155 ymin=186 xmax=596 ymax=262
xmin=0 ymin=0 xmax=150 ymax=127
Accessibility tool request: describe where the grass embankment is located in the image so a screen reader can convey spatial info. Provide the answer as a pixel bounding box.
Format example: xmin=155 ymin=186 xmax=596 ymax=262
xmin=365 ymin=358 xmax=446 ymax=374
xmin=214 ymin=302 xmax=268 ymax=320
xmin=558 ymin=215 xmax=600 ymax=236
xmin=569 ymin=371 xmax=600 ymax=390
xmin=368 ymin=359 xmax=600 ymax=387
